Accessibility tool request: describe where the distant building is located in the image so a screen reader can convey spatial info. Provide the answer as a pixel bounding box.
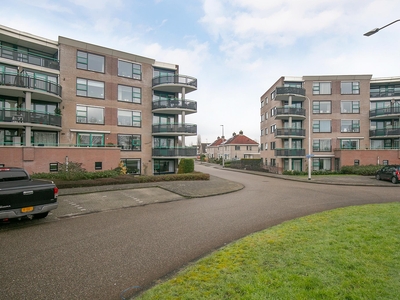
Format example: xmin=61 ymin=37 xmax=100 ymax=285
xmin=260 ymin=75 xmax=400 ymax=173
xmin=207 ymin=131 xmax=259 ymax=161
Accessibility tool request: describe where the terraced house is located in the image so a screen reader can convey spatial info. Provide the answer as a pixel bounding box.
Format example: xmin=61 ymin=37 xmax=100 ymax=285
xmin=260 ymin=75 xmax=400 ymax=173
xmin=0 ymin=25 xmax=197 ymax=175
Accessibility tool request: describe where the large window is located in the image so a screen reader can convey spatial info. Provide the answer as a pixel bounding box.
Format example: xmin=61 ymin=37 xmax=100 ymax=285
xmin=370 ymin=84 xmax=400 ymax=97
xmin=313 ymin=82 xmax=331 ymax=95
xmin=341 ymin=101 xmax=360 ymax=113
xmin=0 ymin=129 xmax=18 ymax=145
xmin=313 ymin=158 xmax=331 ymax=170
xmin=77 ymin=133 xmax=104 ymax=147
xmin=154 ymin=159 xmax=175 ymax=174
xmin=313 ymin=101 xmax=331 ymax=114
xmin=120 ymin=158 xmax=141 ymax=174
xmin=118 ymin=60 xmax=141 ymax=80
xmin=33 ymin=131 xmax=57 ymax=146
xmin=313 ymin=139 xmax=331 ymax=152
xmin=154 ymin=137 xmax=175 ymax=148
xmin=77 ymin=51 xmax=104 ymax=73
xmin=341 ymin=120 xmax=360 ymax=133
xmin=117 ymin=109 xmax=141 ymax=127
xmin=76 ymin=105 xmax=104 ymax=124
xmin=313 ymin=120 xmax=331 ymax=133
xmin=118 ymin=85 xmax=141 ymax=103
xmin=340 ymin=139 xmax=359 ymax=149
xmin=118 ymin=134 xmax=141 ymax=151
xmin=76 ymin=78 xmax=104 ymax=99
xmin=341 ymin=82 xmax=359 ymax=94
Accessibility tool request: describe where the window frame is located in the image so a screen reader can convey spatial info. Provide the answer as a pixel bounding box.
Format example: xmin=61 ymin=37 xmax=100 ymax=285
xmin=76 ymin=51 xmax=105 ymax=73
xmin=117 ymin=134 xmax=141 ymax=151
xmin=76 ymin=105 xmax=105 ymax=125
xmin=341 ymin=81 xmax=360 ymax=95
xmin=312 ymin=101 xmax=331 ymax=114
xmin=117 ymin=109 xmax=141 ymax=127
xmin=341 ymin=120 xmax=360 ymax=133
xmin=117 ymin=84 xmax=142 ymax=104
xmin=312 ymin=82 xmax=331 ymax=95
xmin=118 ymin=60 xmax=142 ymax=80
xmin=341 ymin=100 xmax=360 ymax=114
xmin=76 ymin=78 xmax=105 ymax=99
xmin=312 ymin=120 xmax=331 ymax=133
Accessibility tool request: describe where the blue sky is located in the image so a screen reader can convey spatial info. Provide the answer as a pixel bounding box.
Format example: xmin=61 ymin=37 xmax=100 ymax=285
xmin=3 ymin=0 xmax=400 ymax=145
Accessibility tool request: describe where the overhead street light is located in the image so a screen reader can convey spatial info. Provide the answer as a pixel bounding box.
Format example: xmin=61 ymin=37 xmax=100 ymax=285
xmin=364 ymin=19 xmax=400 ymax=36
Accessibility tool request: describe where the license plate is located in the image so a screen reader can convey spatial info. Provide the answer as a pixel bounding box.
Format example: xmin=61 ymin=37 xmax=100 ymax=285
xmin=21 ymin=206 xmax=34 ymax=213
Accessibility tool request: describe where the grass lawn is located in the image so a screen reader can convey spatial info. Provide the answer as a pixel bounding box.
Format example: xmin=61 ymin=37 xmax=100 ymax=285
xmin=135 ymin=202 xmax=400 ymax=300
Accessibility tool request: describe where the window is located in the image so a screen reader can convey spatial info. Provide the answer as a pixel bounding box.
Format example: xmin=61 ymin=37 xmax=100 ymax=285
xmin=313 ymin=101 xmax=331 ymax=113
xmin=118 ymin=134 xmax=141 ymax=151
xmin=120 ymin=158 xmax=141 ymax=174
xmin=340 ymin=139 xmax=359 ymax=149
xmin=118 ymin=60 xmax=141 ymax=80
xmin=265 ymin=128 xmax=268 ymax=135
xmin=261 ymin=100 xmax=264 ymax=108
xmin=313 ymin=82 xmax=331 ymax=95
xmin=271 ymin=107 xmax=277 ymax=116
xmin=118 ymin=85 xmax=141 ymax=103
xmin=33 ymin=132 xmax=57 ymax=146
xmin=354 ymin=159 xmax=360 ymax=166
xmin=271 ymin=91 xmax=276 ymax=100
xmin=77 ymin=133 xmax=104 ymax=147
xmin=265 ymin=143 xmax=268 ymax=150
xmin=341 ymin=101 xmax=360 ymax=113
xmin=246 ymin=146 xmax=252 ymax=150
xmin=265 ymin=97 xmax=268 ymax=104
xmin=154 ymin=159 xmax=175 ymax=174
xmin=383 ymin=160 xmax=389 ymax=165
xmin=271 ymin=141 xmax=276 ymax=150
xmin=76 ymin=78 xmax=104 ymax=99
xmin=271 ymin=124 xmax=276 ymax=133
xmin=76 ymin=105 xmax=104 ymax=124
xmin=77 ymin=51 xmax=104 ymax=72
xmin=370 ymin=84 xmax=400 ymax=97
xmin=261 ymin=114 xmax=264 ymax=122
xmin=49 ymin=163 xmax=58 ymax=172
xmin=260 ymin=143 xmax=263 ymax=151
xmin=313 ymin=120 xmax=331 ymax=132
xmin=235 ymin=146 xmax=240 ymax=150
xmin=341 ymin=120 xmax=360 ymax=132
xmin=313 ymin=139 xmax=331 ymax=152
xmin=95 ymin=162 xmax=102 ymax=170
xmin=312 ymin=158 xmax=331 ymax=170
xmin=270 ymin=158 xmax=276 ymax=166
xmin=341 ymin=81 xmax=359 ymax=94
xmin=265 ymin=112 xmax=268 ymax=120
xmin=117 ymin=109 xmax=141 ymax=127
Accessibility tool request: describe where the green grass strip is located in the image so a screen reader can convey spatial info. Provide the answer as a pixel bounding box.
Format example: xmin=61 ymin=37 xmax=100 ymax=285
xmin=137 ymin=202 xmax=400 ymax=300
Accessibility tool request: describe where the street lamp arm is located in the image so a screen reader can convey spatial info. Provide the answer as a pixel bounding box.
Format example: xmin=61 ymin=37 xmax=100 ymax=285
xmin=364 ymin=19 xmax=400 ymax=36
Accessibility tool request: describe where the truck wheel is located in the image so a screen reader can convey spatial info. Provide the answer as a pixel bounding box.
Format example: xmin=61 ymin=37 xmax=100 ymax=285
xmin=32 ymin=212 xmax=49 ymax=219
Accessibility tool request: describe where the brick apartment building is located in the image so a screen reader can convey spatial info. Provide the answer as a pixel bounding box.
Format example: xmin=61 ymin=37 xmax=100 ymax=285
xmin=260 ymin=75 xmax=400 ymax=173
xmin=0 ymin=25 xmax=197 ymax=175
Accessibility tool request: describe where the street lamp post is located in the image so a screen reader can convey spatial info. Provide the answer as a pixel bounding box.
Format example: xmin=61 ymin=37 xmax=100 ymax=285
xmin=364 ymin=19 xmax=400 ymax=36
xmin=220 ymin=125 xmax=225 ymax=168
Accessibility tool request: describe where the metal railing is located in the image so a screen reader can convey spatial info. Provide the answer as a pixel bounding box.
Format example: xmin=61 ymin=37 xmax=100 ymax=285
xmin=152 ymin=147 xmax=197 ymax=157
xmin=275 ymin=128 xmax=306 ymax=137
xmin=0 ymin=73 xmax=62 ymax=97
xmin=313 ymin=146 xmax=332 ymax=152
xmin=152 ymin=74 xmax=197 ymax=88
xmin=369 ymin=128 xmax=400 ymax=137
xmin=275 ymin=107 xmax=306 ymax=117
xmin=276 ymin=86 xmax=306 ymax=96
xmin=0 ymin=108 xmax=61 ymax=127
xmin=369 ymin=106 xmax=400 ymax=118
xmin=152 ymin=123 xmax=197 ymax=134
xmin=275 ymin=148 xmax=306 ymax=156
xmin=152 ymin=99 xmax=197 ymax=110
xmin=0 ymin=45 xmax=59 ymax=70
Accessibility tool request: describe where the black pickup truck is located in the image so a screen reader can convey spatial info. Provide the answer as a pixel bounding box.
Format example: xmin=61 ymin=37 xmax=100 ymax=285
xmin=0 ymin=167 xmax=58 ymax=221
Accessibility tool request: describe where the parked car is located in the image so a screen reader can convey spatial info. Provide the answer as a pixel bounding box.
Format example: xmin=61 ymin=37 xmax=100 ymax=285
xmin=0 ymin=167 xmax=58 ymax=221
xmin=375 ymin=165 xmax=400 ymax=184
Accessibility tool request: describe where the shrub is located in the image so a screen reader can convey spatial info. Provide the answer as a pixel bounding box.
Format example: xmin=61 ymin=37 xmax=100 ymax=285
xmin=340 ymin=164 xmax=382 ymax=176
xmin=178 ymin=159 xmax=195 ymax=174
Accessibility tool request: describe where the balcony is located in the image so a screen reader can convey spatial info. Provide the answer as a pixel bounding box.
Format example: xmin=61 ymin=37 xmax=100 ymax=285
xmin=370 ymin=128 xmax=400 ymax=138
xmin=275 ymin=107 xmax=306 ymax=120
xmin=152 ymin=74 xmax=197 ymax=93
xmin=369 ymin=106 xmax=400 ymax=119
xmin=0 ymin=45 xmax=59 ymax=70
xmin=152 ymin=147 xmax=197 ymax=157
xmin=275 ymin=128 xmax=306 ymax=138
xmin=0 ymin=108 xmax=62 ymax=128
xmin=152 ymin=123 xmax=197 ymax=136
xmin=0 ymin=73 xmax=62 ymax=102
xmin=152 ymin=99 xmax=197 ymax=115
xmin=275 ymin=87 xmax=306 ymax=102
xmin=275 ymin=148 xmax=306 ymax=157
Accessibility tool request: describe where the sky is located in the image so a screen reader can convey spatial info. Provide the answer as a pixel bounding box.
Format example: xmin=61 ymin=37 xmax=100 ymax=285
xmin=3 ymin=0 xmax=400 ymax=145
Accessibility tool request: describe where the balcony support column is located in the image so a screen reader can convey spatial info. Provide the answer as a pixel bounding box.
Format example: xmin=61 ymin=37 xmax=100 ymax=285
xmin=24 ymin=91 xmax=32 ymax=147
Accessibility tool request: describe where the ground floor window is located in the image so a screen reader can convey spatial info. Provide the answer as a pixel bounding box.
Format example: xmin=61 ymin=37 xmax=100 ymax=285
xmin=313 ymin=158 xmax=331 ymax=171
xmin=340 ymin=139 xmax=359 ymax=149
xmin=371 ymin=139 xmax=399 ymax=149
xmin=120 ymin=158 xmax=141 ymax=174
xmin=77 ymin=133 xmax=104 ymax=147
xmin=154 ymin=159 xmax=175 ymax=175
xmin=118 ymin=134 xmax=141 ymax=151
xmin=0 ymin=129 xmax=19 ymax=145
xmin=283 ymin=159 xmax=302 ymax=171
xmin=33 ymin=131 xmax=57 ymax=146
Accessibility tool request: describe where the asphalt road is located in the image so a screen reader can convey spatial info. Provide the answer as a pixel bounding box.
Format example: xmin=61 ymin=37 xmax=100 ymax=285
xmin=0 ymin=165 xmax=398 ymax=300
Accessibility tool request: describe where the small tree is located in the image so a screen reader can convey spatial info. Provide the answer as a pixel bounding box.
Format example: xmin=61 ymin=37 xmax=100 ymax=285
xmin=178 ymin=158 xmax=195 ymax=174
